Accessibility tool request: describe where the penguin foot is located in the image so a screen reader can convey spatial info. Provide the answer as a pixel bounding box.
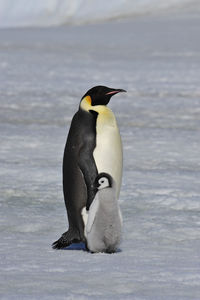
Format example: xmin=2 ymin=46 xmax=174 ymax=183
xmin=52 ymin=229 xmax=81 ymax=249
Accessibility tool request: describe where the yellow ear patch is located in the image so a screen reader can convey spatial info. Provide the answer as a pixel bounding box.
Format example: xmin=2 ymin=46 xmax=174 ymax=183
xmin=85 ymin=96 xmax=92 ymax=105
xmin=80 ymin=95 xmax=92 ymax=111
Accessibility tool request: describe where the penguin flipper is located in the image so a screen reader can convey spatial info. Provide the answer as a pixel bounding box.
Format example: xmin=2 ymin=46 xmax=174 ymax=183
xmin=86 ymin=197 xmax=99 ymax=234
xmin=81 ymin=207 xmax=88 ymax=227
xmin=52 ymin=228 xmax=81 ymax=249
xmin=78 ymin=147 xmax=98 ymax=210
xmin=78 ymin=110 xmax=99 ymax=210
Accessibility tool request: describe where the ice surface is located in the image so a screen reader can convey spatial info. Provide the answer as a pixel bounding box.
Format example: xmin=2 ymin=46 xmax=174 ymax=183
xmin=0 ymin=0 xmax=200 ymax=28
xmin=1 ymin=9 xmax=200 ymax=300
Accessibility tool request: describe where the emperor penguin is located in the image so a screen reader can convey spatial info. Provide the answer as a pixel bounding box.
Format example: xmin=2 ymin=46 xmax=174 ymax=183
xmin=82 ymin=173 xmax=123 ymax=253
xmin=52 ymin=86 xmax=126 ymax=249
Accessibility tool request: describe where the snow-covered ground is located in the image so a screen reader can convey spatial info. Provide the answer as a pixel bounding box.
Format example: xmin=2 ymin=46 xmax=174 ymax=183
xmin=0 ymin=8 xmax=200 ymax=300
xmin=0 ymin=0 xmax=200 ymax=28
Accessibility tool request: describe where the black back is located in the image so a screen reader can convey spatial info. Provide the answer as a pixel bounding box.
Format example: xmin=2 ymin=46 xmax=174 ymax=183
xmin=63 ymin=108 xmax=99 ymax=238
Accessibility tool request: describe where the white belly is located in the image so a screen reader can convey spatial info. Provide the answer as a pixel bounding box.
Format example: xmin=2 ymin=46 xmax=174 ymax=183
xmin=93 ymin=107 xmax=123 ymax=198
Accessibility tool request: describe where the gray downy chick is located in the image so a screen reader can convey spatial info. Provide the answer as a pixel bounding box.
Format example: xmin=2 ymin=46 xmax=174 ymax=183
xmin=82 ymin=173 xmax=122 ymax=253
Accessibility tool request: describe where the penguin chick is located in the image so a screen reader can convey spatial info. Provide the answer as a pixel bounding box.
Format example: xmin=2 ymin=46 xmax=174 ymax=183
xmin=82 ymin=173 xmax=123 ymax=253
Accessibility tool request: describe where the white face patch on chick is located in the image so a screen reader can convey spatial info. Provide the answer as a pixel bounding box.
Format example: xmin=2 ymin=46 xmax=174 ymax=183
xmin=96 ymin=173 xmax=112 ymax=190
xmin=98 ymin=177 xmax=110 ymax=190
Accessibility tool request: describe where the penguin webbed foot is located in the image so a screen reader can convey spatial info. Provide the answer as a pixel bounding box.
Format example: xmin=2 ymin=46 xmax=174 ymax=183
xmin=52 ymin=229 xmax=81 ymax=249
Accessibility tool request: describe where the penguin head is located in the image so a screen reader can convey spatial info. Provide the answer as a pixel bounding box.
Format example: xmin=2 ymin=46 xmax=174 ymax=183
xmin=94 ymin=172 xmax=113 ymax=190
xmin=81 ymin=86 xmax=126 ymax=106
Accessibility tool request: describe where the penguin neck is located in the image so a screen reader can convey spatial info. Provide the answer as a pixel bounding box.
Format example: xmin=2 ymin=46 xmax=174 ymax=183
xmin=80 ymin=96 xmax=113 ymax=115
xmin=80 ymin=96 xmax=92 ymax=111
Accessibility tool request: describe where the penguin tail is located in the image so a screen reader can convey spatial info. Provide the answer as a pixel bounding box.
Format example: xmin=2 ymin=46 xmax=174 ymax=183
xmin=52 ymin=228 xmax=81 ymax=249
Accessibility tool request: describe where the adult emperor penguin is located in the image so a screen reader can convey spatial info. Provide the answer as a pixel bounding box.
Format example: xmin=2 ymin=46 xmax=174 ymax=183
xmin=52 ymin=86 xmax=126 ymax=249
xmin=82 ymin=173 xmax=123 ymax=253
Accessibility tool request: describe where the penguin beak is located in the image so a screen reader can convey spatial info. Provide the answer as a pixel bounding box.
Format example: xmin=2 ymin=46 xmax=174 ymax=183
xmin=105 ymin=89 xmax=127 ymax=95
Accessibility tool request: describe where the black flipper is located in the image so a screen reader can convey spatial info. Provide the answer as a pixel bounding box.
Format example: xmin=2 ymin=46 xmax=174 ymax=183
xmin=52 ymin=228 xmax=81 ymax=249
xmin=79 ymin=110 xmax=98 ymax=210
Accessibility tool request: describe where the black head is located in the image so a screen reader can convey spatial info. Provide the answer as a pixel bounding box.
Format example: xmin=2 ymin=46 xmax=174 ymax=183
xmin=81 ymin=85 xmax=126 ymax=106
xmin=94 ymin=172 xmax=113 ymax=190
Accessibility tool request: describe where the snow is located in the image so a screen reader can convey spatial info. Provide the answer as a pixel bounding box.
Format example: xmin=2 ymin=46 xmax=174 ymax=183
xmin=1 ymin=6 xmax=200 ymax=300
xmin=0 ymin=0 xmax=200 ymax=28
